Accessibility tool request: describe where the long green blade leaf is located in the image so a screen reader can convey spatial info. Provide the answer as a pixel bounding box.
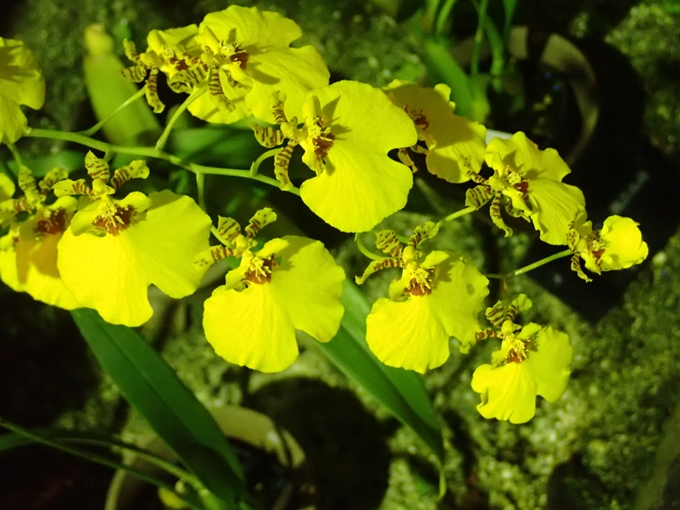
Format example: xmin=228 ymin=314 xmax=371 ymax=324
xmin=423 ymin=36 xmax=473 ymax=118
xmin=315 ymin=281 xmax=445 ymax=462
xmin=71 ymin=309 xmax=244 ymax=506
xmin=0 ymin=420 xmax=205 ymax=510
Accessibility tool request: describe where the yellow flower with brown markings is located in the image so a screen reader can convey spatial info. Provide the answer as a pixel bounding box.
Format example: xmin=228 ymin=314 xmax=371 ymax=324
xmin=0 ymin=37 xmax=45 ymax=143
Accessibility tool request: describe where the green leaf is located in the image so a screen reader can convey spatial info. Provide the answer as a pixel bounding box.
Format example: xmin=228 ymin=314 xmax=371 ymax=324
xmin=314 ymin=281 xmax=445 ymax=462
xmin=422 ymin=36 xmax=473 ymax=119
xmin=501 ymin=0 xmax=519 ymax=38
xmin=0 ymin=422 xmax=205 ymax=510
xmin=7 ymin=150 xmax=84 ymax=177
xmin=70 ymin=309 xmax=244 ymax=507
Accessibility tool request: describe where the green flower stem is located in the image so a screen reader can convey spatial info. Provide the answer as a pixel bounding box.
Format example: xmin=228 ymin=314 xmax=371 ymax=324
xmin=355 ymin=233 xmax=387 ymax=262
xmin=0 ymin=418 xmax=204 ymax=510
xmin=80 ymin=87 xmax=147 ymax=138
xmin=24 ymin=128 xmax=300 ymax=196
xmin=5 ymin=142 xmax=23 ymax=169
xmin=436 ymin=205 xmax=476 ymax=227
xmin=486 ymin=249 xmax=572 ymax=279
xmin=196 ymin=172 xmax=207 ymax=210
xmin=435 ymin=0 xmax=458 ymax=35
xmin=155 ymin=86 xmax=207 ymax=151
xmin=250 ymin=148 xmax=280 ymax=177
xmin=470 ymin=0 xmax=490 ymax=76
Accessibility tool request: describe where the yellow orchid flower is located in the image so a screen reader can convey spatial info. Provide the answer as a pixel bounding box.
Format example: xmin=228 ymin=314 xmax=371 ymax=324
xmin=358 ymin=222 xmax=489 ymax=373
xmin=54 ymin=152 xmax=211 ymax=326
xmin=252 ymin=80 xmax=417 ymax=232
xmin=471 ymin=295 xmax=573 ymax=424
xmin=384 ymin=80 xmax=487 ymax=183
xmin=191 ymin=5 xmax=329 ymax=124
xmin=568 ymin=213 xmax=649 ymax=282
xmin=466 ymin=132 xmax=586 ymax=245
xmin=0 ymin=166 xmax=79 ymax=309
xmin=0 ymin=37 xmax=45 ymax=144
xmin=199 ymin=209 xmax=345 ymax=372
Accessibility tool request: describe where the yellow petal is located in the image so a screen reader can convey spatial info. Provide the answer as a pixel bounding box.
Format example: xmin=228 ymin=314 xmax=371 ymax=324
xmin=385 ymin=81 xmax=486 ymax=183
xmin=598 ymin=215 xmax=648 ymax=271
xmin=13 ymin=232 xmax=80 ymax=310
xmin=58 ymin=228 xmax=154 ymax=325
xmin=268 ymin=236 xmax=345 ymax=342
xmin=204 ymin=235 xmax=344 ymax=372
xmin=300 ymin=143 xmax=413 ymax=232
xmin=485 ymin=132 xmax=571 ymax=182
xmin=204 ymin=283 xmax=298 ymax=372
xmin=366 ymin=295 xmax=451 ymax=373
xmin=524 ymin=326 xmax=573 ymax=402
xmin=471 ymin=363 xmax=538 ymax=424
xmin=431 ymin=258 xmax=489 ymax=352
xmin=245 ymin=46 xmax=329 ymax=123
xmin=367 ymin=257 xmax=488 ymax=371
xmin=0 ymin=37 xmax=45 ymax=143
xmin=187 ymin=76 xmax=250 ymax=124
xmin=298 ymin=81 xmax=417 ymax=232
xmin=125 ymin=190 xmax=212 ymax=298
xmin=58 ymin=190 xmax=211 ymax=326
xmin=527 ymin=179 xmax=586 ymax=246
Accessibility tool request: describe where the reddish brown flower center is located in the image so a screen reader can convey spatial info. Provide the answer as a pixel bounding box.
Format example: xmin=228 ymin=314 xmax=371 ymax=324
xmin=35 ymin=209 xmax=70 ymax=236
xmin=93 ymin=205 xmax=136 ymax=236
xmin=244 ymin=255 xmax=278 ymax=285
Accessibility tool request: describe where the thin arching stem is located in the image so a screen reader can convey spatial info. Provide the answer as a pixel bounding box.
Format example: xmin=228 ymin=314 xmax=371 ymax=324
xmin=24 ymin=128 xmax=300 ymax=196
xmin=155 ymin=86 xmax=207 ymax=151
xmin=79 ymin=87 xmax=147 ymax=137
xmin=486 ymin=249 xmax=572 ymax=279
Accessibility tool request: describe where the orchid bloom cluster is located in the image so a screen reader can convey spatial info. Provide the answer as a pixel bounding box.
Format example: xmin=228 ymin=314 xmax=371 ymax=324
xmin=0 ymin=5 xmax=650 ymax=424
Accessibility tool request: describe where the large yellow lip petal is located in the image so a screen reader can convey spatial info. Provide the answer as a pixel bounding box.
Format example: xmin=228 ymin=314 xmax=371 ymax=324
xmin=13 ymin=232 xmax=80 ymax=310
xmin=366 ymin=295 xmax=451 ymax=373
xmin=300 ymin=143 xmax=413 ymax=232
xmin=366 ymin=257 xmax=488 ymax=372
xmin=126 ymin=190 xmax=212 ymax=298
xmin=267 ymin=236 xmax=345 ymax=342
xmin=524 ymin=326 xmax=573 ymax=402
xmin=203 ymin=235 xmax=345 ymax=372
xmin=58 ymin=228 xmax=154 ymax=325
xmin=0 ymin=37 xmax=45 ymax=144
xmin=58 ymin=190 xmax=211 ymax=326
xmin=298 ymin=81 xmax=417 ymax=232
xmin=528 ymin=179 xmax=586 ymax=246
xmin=471 ymin=363 xmax=538 ymax=424
xmin=204 ymin=283 xmax=299 ymax=373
